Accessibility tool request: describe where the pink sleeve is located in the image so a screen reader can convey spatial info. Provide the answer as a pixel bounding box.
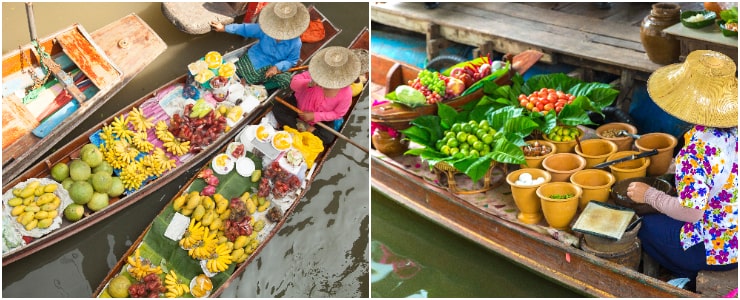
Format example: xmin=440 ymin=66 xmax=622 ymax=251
xmin=314 ymin=88 xmax=352 ymax=122
xmin=644 ymin=187 xmax=703 ymax=222
xmin=290 ymin=71 xmax=312 ymax=94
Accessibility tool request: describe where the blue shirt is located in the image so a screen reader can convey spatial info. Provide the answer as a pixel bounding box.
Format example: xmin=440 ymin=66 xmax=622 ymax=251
xmin=225 ymin=23 xmax=301 ymax=72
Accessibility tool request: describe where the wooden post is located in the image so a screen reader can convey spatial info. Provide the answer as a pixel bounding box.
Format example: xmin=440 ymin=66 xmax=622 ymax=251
xmin=473 ymin=41 xmax=495 ymax=60
xmin=615 ymin=70 xmax=635 ymax=113
xmin=426 ymin=23 xmax=446 ymax=62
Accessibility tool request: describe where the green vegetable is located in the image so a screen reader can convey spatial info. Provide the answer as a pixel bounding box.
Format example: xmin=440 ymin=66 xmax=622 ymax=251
xmin=549 ymin=193 xmax=574 ymax=199
xmin=720 ymin=6 xmax=738 ymax=24
xmin=393 ymin=85 xmax=427 ymax=108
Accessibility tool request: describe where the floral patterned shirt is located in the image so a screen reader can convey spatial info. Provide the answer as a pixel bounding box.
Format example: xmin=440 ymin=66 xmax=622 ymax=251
xmin=675 ymin=125 xmax=738 ymax=265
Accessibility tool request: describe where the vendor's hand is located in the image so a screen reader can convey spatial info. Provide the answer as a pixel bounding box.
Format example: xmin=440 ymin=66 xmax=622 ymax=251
xmin=265 ymin=66 xmax=279 ymax=78
xmin=626 ymin=182 xmax=650 ymax=204
xmin=210 ymin=21 xmax=225 ymax=32
xmin=299 ymin=112 xmax=315 ymax=122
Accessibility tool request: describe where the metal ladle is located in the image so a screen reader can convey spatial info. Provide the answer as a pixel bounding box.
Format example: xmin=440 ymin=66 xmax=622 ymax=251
xmin=617 ymin=130 xmax=641 ymax=139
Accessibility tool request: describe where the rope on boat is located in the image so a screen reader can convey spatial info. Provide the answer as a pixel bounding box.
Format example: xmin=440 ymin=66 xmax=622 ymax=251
xmin=20 ymin=41 xmax=54 ymax=104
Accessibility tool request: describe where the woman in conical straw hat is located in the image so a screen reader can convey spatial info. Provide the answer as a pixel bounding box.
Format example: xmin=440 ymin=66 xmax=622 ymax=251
xmin=627 ymin=50 xmax=738 ymax=290
xmin=210 ymin=2 xmax=309 ymax=90
xmin=272 ymin=46 xmax=363 ymax=145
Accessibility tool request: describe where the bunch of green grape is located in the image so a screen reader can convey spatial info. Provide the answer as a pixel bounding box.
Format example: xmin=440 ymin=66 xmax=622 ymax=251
xmin=435 ymin=119 xmax=498 ymax=159
xmin=408 ymin=69 xmax=446 ymax=104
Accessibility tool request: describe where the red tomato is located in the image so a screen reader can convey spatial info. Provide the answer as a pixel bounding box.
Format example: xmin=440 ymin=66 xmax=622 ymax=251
xmin=532 ymin=107 xmax=540 ymax=113
xmin=539 ymin=87 xmax=548 ymax=93
xmin=544 ymin=103 xmax=554 ymax=111
xmin=547 ymin=88 xmax=556 ymax=94
xmin=526 ymin=102 xmax=534 ymax=110
xmin=518 ymin=94 xmax=527 ymax=101
xmin=547 ymin=94 xmax=557 ymax=102
xmin=520 ymin=100 xmax=528 ymax=107
xmin=555 ymin=106 xmax=562 ymax=113
xmin=536 ymin=103 xmax=544 ymax=111
xmin=568 ymin=95 xmax=576 ymax=101
xmin=556 ymin=100 xmax=567 ymax=107
xmin=555 ymin=90 xmax=565 ymax=98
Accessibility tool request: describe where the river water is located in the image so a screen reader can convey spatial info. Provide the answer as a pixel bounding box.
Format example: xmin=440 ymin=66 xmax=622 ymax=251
xmin=2 ymin=2 xmax=369 ymax=297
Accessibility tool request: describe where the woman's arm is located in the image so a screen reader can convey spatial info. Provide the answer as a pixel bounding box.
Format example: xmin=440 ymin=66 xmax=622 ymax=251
xmin=273 ymin=40 xmax=302 ymax=72
xmin=224 ymin=23 xmax=262 ymax=39
xmin=290 ymin=71 xmax=312 ymax=93
xmin=627 ymin=183 xmax=703 ymax=223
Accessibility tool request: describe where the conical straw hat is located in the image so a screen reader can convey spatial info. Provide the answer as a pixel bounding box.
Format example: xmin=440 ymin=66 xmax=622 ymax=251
xmin=351 ymin=49 xmax=369 ymax=75
xmin=647 ymin=50 xmax=738 ymax=128
xmin=258 ymin=2 xmax=309 ymax=40
xmin=309 ymin=46 xmax=361 ymax=89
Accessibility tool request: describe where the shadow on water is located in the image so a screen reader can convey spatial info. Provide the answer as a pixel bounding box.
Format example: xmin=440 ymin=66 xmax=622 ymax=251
xmin=2 ymin=2 xmax=368 ymax=297
xmin=371 ymin=190 xmax=585 ymax=298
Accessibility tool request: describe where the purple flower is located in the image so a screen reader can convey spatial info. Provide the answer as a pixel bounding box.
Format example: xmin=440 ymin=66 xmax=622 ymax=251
xmin=729 ymin=236 xmax=738 ymax=249
xmin=705 ymin=146 xmax=717 ymax=156
xmin=716 ymin=250 xmax=729 ymax=264
xmin=681 ymin=160 xmax=693 ymax=173
xmin=696 ymin=125 xmax=705 ymax=132
xmin=718 ymin=190 xmax=732 ymax=203
xmin=732 ymin=163 xmax=738 ymax=175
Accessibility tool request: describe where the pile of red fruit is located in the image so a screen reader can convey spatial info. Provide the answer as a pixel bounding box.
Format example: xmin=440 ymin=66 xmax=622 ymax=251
xmin=169 ymin=104 xmax=228 ymax=153
xmin=518 ymin=88 xmax=576 ymax=115
xmin=258 ymin=161 xmax=301 ymax=199
xmin=128 ymin=273 xmax=165 ymax=298
xmin=224 ymin=197 xmax=252 ymax=242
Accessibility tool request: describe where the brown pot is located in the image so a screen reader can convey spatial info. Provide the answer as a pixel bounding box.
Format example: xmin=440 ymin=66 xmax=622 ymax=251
xmin=536 ymin=182 xmax=582 ymax=231
xmin=506 ymin=168 xmax=552 ymax=224
xmin=371 ymin=130 xmax=408 ymax=157
xmin=521 ymin=140 xmax=557 ymax=169
xmin=542 ymin=153 xmax=587 ymax=182
xmin=634 ymin=132 xmax=678 ymax=176
xmin=640 ymin=3 xmax=681 ymax=65
xmin=606 ymin=151 xmax=651 ymax=182
xmin=596 ymin=122 xmax=638 ymax=152
xmin=575 ymin=139 xmax=618 ymax=169
xmin=570 ymin=169 xmax=616 ymax=211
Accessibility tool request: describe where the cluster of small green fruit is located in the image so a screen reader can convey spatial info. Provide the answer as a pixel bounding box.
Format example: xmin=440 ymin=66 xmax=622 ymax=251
xmin=50 ymin=143 xmax=125 ymax=222
xmin=545 ymin=125 xmax=581 ymax=142
xmin=435 ymin=120 xmax=498 ymax=159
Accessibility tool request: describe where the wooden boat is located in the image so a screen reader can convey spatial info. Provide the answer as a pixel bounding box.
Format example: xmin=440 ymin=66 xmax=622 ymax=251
xmin=369 ymin=58 xmax=701 ymax=297
xmin=91 ymin=27 xmax=369 ymax=298
xmin=2 ymin=14 xmax=167 ymax=187
xmin=162 ymin=2 xmax=251 ymax=35
xmin=370 ymin=50 xmax=543 ymax=131
xmin=0 ymin=5 xmax=341 ymax=267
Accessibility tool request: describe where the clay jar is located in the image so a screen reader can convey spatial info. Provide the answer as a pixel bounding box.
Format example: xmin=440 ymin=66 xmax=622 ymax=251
xmin=536 ymin=182 xmax=582 ymax=231
xmin=371 ymin=130 xmax=408 ymax=157
xmin=521 ymin=140 xmax=557 ymax=169
xmin=640 ymin=3 xmax=681 ymax=65
xmin=634 ymin=132 xmax=677 ymax=176
xmin=542 ymin=153 xmax=587 ymax=182
xmin=574 ymin=139 xmax=618 ymax=169
xmin=507 ymin=168 xmax=552 ymax=224
xmin=606 ymin=151 xmax=651 ymax=182
xmin=542 ymin=127 xmax=584 ymax=154
xmin=570 ymin=169 xmax=616 ymax=211
xmin=596 ymin=122 xmax=638 ymax=152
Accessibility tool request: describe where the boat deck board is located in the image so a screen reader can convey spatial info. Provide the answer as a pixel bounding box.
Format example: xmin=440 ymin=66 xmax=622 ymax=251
xmin=371 ymin=2 xmax=704 ymax=82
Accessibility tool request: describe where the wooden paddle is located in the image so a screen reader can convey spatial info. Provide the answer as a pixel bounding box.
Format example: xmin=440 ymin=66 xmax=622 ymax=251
xmin=274 ymin=96 xmax=369 ymax=153
xmin=25 ymin=2 xmax=87 ymax=102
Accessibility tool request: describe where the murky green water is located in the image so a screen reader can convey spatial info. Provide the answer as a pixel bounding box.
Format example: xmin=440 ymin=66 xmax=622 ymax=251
xmin=371 ymin=190 xmax=584 ymax=298
xmin=2 ymin=2 xmax=368 ymax=297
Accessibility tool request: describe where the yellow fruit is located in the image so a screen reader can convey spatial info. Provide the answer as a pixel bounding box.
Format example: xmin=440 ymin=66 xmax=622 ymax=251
xmin=254 ymin=220 xmax=265 ymax=232
xmin=12 ymin=188 xmax=22 ymax=197
xmin=219 ymin=209 xmax=230 ymax=221
xmin=193 ymin=205 xmax=206 ymax=221
xmin=209 ymin=218 xmax=222 ymax=231
xmin=11 ymin=206 xmax=26 ymax=216
xmin=40 ymin=202 xmax=60 ymax=212
xmin=25 ymin=219 xmax=38 ymax=231
xmin=172 ymin=195 xmax=187 ymax=211
xmin=36 ymin=193 xmax=55 ymax=205
xmin=47 ymin=210 xmax=58 ymax=219
xmin=44 ymin=184 xmax=58 ymax=193
xmin=236 ymin=252 xmax=249 ymax=263
xmin=34 ymin=211 xmax=49 ymax=220
xmin=233 ymin=236 xmax=248 ymax=249
xmin=246 ymin=198 xmax=257 ymax=215
xmin=8 ymin=198 xmax=23 ymax=207
xmin=257 ymin=200 xmax=270 ymax=212
xmin=201 ymin=211 xmax=215 ymax=226
xmin=202 ymin=195 xmax=215 ymax=210
xmin=25 ymin=205 xmax=40 ymax=213
xmin=37 ymin=218 xmax=53 ymax=229
xmin=23 ymin=196 xmax=35 ymax=206
xmin=230 ymin=248 xmax=245 ymax=261
xmin=180 ymin=208 xmax=194 ymax=216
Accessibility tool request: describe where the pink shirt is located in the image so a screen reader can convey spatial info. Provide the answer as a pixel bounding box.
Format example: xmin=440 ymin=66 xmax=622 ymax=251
xmin=290 ymin=71 xmax=352 ymax=124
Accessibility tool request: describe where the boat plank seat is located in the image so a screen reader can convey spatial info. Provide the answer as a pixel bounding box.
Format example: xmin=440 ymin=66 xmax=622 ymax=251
xmin=162 ymin=2 xmax=249 ymax=35
xmin=696 ymin=269 xmax=738 ymax=298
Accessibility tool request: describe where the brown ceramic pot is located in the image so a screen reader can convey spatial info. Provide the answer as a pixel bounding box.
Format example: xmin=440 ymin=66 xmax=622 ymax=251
xmin=536 ymin=182 xmax=582 ymax=231
xmin=606 ymin=151 xmax=651 ymax=182
xmin=542 ymin=153 xmax=587 ymax=182
xmin=640 ymin=3 xmax=681 ymax=65
xmin=596 ymin=122 xmax=638 ymax=152
xmin=542 ymin=127 xmax=584 ymax=154
xmin=570 ymin=169 xmax=616 ymax=211
xmin=634 ymin=132 xmax=678 ymax=176
xmin=371 ymin=130 xmax=408 ymax=157
xmin=506 ymin=168 xmax=552 ymax=224
xmin=521 ymin=140 xmax=557 ymax=169
xmin=575 ymin=139 xmax=618 ymax=169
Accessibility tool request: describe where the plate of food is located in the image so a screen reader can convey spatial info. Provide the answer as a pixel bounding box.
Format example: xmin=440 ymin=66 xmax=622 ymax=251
xmin=255 ymin=124 xmax=274 ymax=142
xmin=680 ymin=10 xmax=716 ymax=28
xmin=211 ymin=153 xmax=235 ymax=175
xmin=235 ymin=157 xmax=256 ymax=177
xmin=271 ymin=131 xmax=293 ymax=151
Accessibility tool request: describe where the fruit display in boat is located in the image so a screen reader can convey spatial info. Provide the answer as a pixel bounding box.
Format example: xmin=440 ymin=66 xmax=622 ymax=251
xmin=64 ymin=203 xmax=84 ymax=222
xmin=68 ymin=181 xmax=94 ymax=205
xmin=50 ymin=162 xmax=69 ymax=182
xmin=69 ymin=159 xmax=92 ymax=181
xmin=435 ymin=119 xmax=498 ymax=159
xmin=80 ymin=143 xmax=104 ymax=168
xmin=107 ymin=274 xmax=132 ymax=298
xmin=7 ymin=181 xmax=62 ymax=231
xmin=407 ymin=69 xmax=447 ymax=104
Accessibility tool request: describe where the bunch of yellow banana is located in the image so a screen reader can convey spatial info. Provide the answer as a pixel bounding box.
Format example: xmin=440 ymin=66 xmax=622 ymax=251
xmin=128 ymin=107 xmax=154 ymax=132
xmin=151 ymin=148 xmax=177 ymax=172
xmin=126 ymin=248 xmax=162 ymax=281
xmin=188 ymin=227 xmax=217 ymax=260
xmin=164 ymin=139 xmax=190 ymax=156
xmin=110 ymin=115 xmax=134 ymax=142
xmin=99 ymin=125 xmax=117 ymax=146
xmin=179 ymin=218 xmax=205 ymax=249
xmin=105 ymin=139 xmax=140 ymax=168
xmin=131 ymin=131 xmax=154 ymax=153
xmin=140 ymin=155 xmax=164 ymax=177
xmin=9 ymin=181 xmax=60 ymax=231
xmin=164 ymin=270 xmax=189 ymax=298
xmin=205 ymin=243 xmax=233 ymax=273
xmin=155 ymin=121 xmax=176 ymax=143
xmin=120 ymin=161 xmax=148 ymax=190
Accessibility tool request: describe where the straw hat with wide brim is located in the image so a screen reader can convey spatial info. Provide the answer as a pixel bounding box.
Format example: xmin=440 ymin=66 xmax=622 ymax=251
xmin=258 ymin=2 xmax=310 ymax=40
xmin=647 ymin=50 xmax=738 ymax=128
xmin=309 ymin=46 xmax=362 ymax=89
